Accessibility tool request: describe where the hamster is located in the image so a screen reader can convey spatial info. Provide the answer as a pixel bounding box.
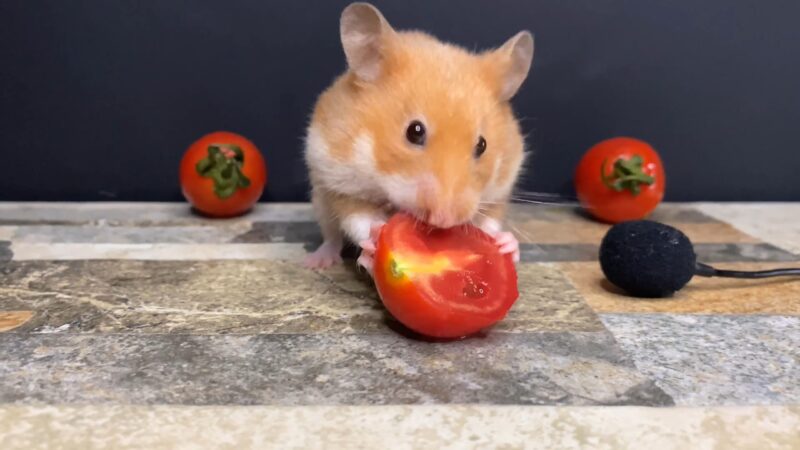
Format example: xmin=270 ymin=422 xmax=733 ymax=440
xmin=303 ymin=2 xmax=534 ymax=274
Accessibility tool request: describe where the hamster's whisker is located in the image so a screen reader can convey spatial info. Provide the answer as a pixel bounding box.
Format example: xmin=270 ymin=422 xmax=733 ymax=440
xmin=510 ymin=191 xmax=580 ymax=205
xmin=507 ymin=221 xmax=532 ymax=243
xmin=508 ymin=197 xmax=580 ymax=206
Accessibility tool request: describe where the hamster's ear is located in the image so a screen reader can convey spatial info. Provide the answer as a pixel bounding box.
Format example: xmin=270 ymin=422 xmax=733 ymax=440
xmin=485 ymin=31 xmax=534 ymax=101
xmin=340 ymin=3 xmax=396 ymax=82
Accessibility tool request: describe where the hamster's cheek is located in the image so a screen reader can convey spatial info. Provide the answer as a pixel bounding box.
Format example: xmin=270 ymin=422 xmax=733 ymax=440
xmin=379 ymin=174 xmax=419 ymax=212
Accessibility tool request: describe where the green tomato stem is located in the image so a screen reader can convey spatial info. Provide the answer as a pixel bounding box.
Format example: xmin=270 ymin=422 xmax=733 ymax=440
xmin=195 ymin=144 xmax=251 ymax=199
xmin=600 ymin=154 xmax=655 ymax=196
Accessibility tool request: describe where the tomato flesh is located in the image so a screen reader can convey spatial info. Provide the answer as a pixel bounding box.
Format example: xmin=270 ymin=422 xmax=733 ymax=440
xmin=374 ymin=213 xmax=519 ymax=338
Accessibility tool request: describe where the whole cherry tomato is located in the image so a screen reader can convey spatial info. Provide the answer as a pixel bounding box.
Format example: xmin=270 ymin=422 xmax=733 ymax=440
xmin=179 ymin=131 xmax=267 ymax=217
xmin=373 ymin=213 xmax=519 ymax=339
xmin=574 ymin=137 xmax=665 ymax=223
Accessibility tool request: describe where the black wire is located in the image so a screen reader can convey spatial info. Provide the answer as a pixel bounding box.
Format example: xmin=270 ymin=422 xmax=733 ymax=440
xmin=696 ymin=262 xmax=800 ymax=279
xmin=712 ymin=268 xmax=800 ymax=279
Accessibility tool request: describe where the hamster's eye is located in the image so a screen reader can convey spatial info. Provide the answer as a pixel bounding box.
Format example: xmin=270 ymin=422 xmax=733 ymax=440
xmin=475 ymin=136 xmax=487 ymax=158
xmin=405 ymin=121 xmax=426 ymax=146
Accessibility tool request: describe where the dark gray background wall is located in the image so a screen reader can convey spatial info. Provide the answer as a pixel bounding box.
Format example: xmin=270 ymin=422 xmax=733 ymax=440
xmin=1 ymin=0 xmax=798 ymax=202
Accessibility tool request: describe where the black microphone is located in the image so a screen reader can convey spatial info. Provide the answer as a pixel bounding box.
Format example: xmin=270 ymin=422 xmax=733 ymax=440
xmin=599 ymin=220 xmax=800 ymax=298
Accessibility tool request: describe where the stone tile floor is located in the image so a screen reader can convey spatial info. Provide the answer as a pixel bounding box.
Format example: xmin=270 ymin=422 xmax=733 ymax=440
xmin=0 ymin=202 xmax=798 ymax=449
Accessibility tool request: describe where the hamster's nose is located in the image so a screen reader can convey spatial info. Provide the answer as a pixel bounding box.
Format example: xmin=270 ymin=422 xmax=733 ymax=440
xmin=427 ymin=209 xmax=459 ymax=229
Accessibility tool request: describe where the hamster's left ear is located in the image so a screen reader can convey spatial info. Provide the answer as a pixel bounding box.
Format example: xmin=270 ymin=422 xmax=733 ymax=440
xmin=484 ymin=31 xmax=534 ymax=101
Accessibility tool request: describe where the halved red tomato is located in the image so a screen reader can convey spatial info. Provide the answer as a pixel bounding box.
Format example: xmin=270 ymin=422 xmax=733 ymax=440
xmin=373 ymin=213 xmax=519 ymax=338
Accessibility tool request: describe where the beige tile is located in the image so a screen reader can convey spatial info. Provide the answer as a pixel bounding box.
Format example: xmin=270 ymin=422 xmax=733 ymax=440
xmin=0 ymin=227 xmax=15 ymax=240
xmin=558 ymin=262 xmax=800 ymax=314
xmin=0 ymin=404 xmax=798 ymax=450
xmin=696 ymin=202 xmax=800 ymax=255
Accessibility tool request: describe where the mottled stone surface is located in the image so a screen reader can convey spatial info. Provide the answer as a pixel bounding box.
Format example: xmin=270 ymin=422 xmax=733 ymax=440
xmin=0 ymin=260 xmax=381 ymax=334
xmin=3 ymin=405 xmax=799 ymax=450
xmin=559 ymin=262 xmax=800 ymax=314
xmin=1 ymin=200 xmax=799 ymax=443
xmin=0 ymin=261 xmax=603 ymax=334
xmin=601 ymin=314 xmax=800 ymax=406
xmin=0 ymin=333 xmax=672 ymax=406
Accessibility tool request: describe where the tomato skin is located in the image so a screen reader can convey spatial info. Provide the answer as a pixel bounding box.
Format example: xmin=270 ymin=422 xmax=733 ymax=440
xmin=179 ymin=131 xmax=267 ymax=217
xmin=374 ymin=213 xmax=519 ymax=339
xmin=574 ymin=137 xmax=665 ymax=224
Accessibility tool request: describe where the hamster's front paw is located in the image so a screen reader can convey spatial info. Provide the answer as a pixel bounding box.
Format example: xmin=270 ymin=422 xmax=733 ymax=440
xmin=356 ymin=223 xmax=384 ymax=277
xmin=493 ymin=231 xmax=521 ymax=263
xmin=304 ymin=241 xmax=343 ymax=269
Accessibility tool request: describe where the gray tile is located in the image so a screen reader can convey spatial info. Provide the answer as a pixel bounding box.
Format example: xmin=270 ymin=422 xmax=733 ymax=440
xmin=505 ymin=204 xmax=584 ymax=222
xmin=0 ymin=333 xmax=672 ymax=406
xmin=0 ymin=260 xmax=602 ymax=334
xmin=0 ymin=241 xmax=11 ymax=262
xmin=520 ymin=244 xmax=598 ymax=262
xmin=232 ymin=221 xmax=322 ymax=244
xmin=647 ymin=207 xmax=719 ymax=223
xmin=601 ymin=314 xmax=800 ymax=406
xmin=694 ymin=243 xmax=800 ymax=262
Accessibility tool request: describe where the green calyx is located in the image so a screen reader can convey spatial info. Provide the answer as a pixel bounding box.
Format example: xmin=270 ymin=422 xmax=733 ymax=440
xmin=195 ymin=144 xmax=251 ymax=199
xmin=600 ymin=154 xmax=654 ymax=196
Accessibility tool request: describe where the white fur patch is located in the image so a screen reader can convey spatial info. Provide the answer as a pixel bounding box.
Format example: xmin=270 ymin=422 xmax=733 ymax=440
xmin=352 ymin=133 xmax=374 ymax=165
xmin=483 ymin=151 xmax=525 ymax=203
xmin=341 ymin=212 xmax=384 ymax=243
xmin=305 ymin=127 xmax=383 ymax=201
xmin=479 ymin=158 xmax=500 ymax=202
xmin=476 ymin=217 xmax=502 ymax=236
xmin=306 ymin=126 xmax=420 ymax=211
xmin=381 ymin=174 xmax=419 ymax=212
xmin=304 ymin=125 xmax=333 ymax=179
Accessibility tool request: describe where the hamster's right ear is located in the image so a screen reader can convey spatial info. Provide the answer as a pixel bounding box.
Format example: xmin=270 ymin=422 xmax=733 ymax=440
xmin=485 ymin=31 xmax=535 ymax=101
xmin=340 ymin=3 xmax=396 ymax=82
